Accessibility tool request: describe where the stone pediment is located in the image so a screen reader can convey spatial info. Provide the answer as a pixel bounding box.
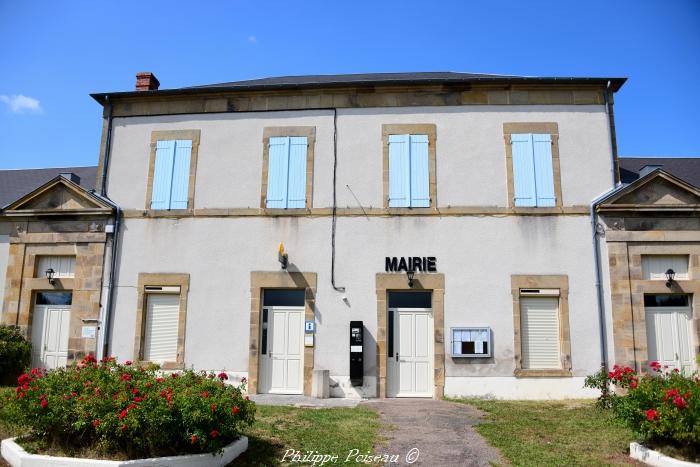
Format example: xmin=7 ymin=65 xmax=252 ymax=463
xmin=598 ymin=169 xmax=700 ymax=212
xmin=3 ymin=175 xmax=113 ymax=216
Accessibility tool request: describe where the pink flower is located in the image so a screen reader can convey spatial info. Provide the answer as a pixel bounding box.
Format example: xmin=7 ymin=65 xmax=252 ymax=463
xmin=218 ymin=372 xmax=228 ymax=381
xmin=125 ymin=360 xmax=132 ymax=366
xmin=156 ymin=377 xmax=164 ymax=383
xmin=121 ymin=374 xmax=131 ymax=382
xmin=92 ymin=419 xmax=101 ymax=428
xmin=210 ymin=404 xmax=217 ymax=412
xmin=132 ymin=388 xmax=139 ymax=395
xmin=118 ymin=409 xmax=127 ymax=420
xmin=200 ymin=391 xmax=209 ymax=398
xmin=171 ymin=373 xmax=179 ymax=379
xmin=231 ymin=406 xmax=240 ymax=414
xmin=210 ymin=430 xmax=219 ymax=438
xmin=645 ymin=409 xmax=658 ymax=421
xmin=190 ymin=435 xmax=198 ymax=444
xmin=40 ymin=399 xmax=48 ymax=409
xmin=629 ymin=378 xmax=638 ymax=389
xmin=133 ymin=396 xmax=143 ymax=402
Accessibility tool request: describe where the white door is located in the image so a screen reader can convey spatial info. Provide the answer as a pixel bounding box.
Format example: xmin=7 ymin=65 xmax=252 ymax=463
xmin=646 ymin=305 xmax=695 ymax=374
xmin=388 ymin=308 xmax=433 ymax=398
xmin=31 ymin=304 xmax=70 ymax=369
xmin=260 ymin=306 xmax=304 ymax=394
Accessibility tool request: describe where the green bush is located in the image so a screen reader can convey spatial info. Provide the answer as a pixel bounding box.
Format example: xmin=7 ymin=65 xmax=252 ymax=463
xmin=2 ymin=355 xmax=255 ymax=459
xmin=0 ymin=326 xmax=31 ymax=386
xmin=586 ymin=363 xmax=700 ymax=452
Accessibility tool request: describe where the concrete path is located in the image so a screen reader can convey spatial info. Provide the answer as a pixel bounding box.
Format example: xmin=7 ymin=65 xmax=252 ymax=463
xmin=363 ymin=398 xmax=505 ymax=467
xmin=249 ymin=393 xmax=361 ymax=408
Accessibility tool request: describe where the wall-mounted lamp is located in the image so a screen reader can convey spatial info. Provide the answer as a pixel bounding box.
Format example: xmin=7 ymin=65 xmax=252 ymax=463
xmin=665 ymin=268 xmax=676 ymax=288
xmin=406 ymin=269 xmax=415 ymax=288
xmin=278 ymin=242 xmax=288 ymax=270
xmin=45 ymin=268 xmax=56 ymax=285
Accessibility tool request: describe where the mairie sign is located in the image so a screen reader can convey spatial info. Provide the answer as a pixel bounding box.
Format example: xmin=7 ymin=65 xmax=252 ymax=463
xmin=385 ymin=256 xmax=437 ymax=273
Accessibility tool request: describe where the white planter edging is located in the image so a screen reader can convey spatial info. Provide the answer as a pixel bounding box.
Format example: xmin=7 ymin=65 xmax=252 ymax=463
xmin=630 ymin=442 xmax=699 ymax=467
xmin=1 ymin=436 xmax=248 ymax=467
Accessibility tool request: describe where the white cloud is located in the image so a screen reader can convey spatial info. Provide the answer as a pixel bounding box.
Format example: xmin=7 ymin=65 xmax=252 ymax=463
xmin=0 ymin=94 xmax=43 ymax=114
xmin=247 ymin=35 xmax=257 ymax=43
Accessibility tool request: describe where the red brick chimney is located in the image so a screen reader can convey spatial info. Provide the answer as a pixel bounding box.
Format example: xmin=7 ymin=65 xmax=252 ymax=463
xmin=135 ymin=72 xmax=160 ymax=91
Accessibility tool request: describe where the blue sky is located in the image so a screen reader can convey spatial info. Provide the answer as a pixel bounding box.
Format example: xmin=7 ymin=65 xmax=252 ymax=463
xmin=0 ymin=0 xmax=698 ymax=169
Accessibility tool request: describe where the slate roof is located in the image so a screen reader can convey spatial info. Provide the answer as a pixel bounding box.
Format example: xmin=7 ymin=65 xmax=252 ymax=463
xmin=619 ymin=157 xmax=700 ymax=189
xmin=91 ymin=71 xmax=626 ymax=103
xmin=0 ymin=166 xmax=98 ymax=208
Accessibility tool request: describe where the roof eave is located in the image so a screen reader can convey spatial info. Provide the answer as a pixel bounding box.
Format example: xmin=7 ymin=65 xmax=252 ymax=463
xmin=90 ymin=76 xmax=627 ymax=106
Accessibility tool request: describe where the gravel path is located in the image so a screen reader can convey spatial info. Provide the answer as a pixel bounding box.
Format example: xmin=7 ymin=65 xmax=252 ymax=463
xmin=363 ymin=398 xmax=505 ymax=466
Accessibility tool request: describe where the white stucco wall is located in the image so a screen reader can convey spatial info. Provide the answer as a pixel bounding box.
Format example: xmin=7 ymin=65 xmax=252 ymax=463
xmin=0 ymin=222 xmax=11 ymax=313
xmin=103 ymin=103 xmax=615 ymax=399
xmin=107 ymin=214 xmax=604 ymax=399
xmin=106 ymin=105 xmax=614 ymax=210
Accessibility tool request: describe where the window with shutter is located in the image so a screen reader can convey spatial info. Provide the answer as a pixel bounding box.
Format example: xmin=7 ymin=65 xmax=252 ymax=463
xmin=143 ymin=294 xmax=180 ymax=363
xmin=511 ymin=133 xmax=556 ymax=207
xmin=520 ymin=296 xmax=561 ymax=369
xmin=151 ymin=139 xmax=193 ymax=210
xmin=265 ymin=136 xmax=308 ymax=209
xmin=388 ymin=133 xmax=430 ymax=208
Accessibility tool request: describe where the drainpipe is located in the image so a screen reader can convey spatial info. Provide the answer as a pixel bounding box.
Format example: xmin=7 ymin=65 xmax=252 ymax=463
xmin=100 ymin=96 xmax=114 ymax=196
xmin=89 ymin=192 xmax=120 ymax=359
xmin=590 ymin=185 xmax=626 ymax=370
xmin=94 ymin=95 xmax=120 ymax=358
xmin=102 ymin=205 xmax=120 ymax=359
xmin=604 ymin=81 xmax=620 ymax=187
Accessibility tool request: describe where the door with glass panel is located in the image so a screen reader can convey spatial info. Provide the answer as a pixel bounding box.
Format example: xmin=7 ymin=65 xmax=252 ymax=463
xmin=386 ymin=292 xmax=433 ymax=398
xmin=259 ymin=290 xmax=305 ymax=394
xmin=31 ymin=292 xmax=72 ymax=369
xmin=645 ymin=294 xmax=695 ymax=374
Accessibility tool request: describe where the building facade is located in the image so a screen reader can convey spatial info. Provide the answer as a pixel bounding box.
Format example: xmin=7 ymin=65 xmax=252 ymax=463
xmin=81 ymin=72 xmax=625 ymax=399
xmin=4 ymin=73 xmax=696 ymax=400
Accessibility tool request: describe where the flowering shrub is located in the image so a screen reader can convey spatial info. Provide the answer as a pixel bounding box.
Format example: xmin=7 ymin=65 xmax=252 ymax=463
xmin=2 ymin=355 xmax=255 ymax=459
xmin=585 ymin=363 xmax=699 ymax=451
xmin=0 ymin=326 xmax=32 ymax=386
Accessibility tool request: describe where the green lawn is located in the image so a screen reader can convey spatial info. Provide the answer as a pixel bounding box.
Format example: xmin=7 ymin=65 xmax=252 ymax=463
xmin=234 ymin=405 xmax=381 ymax=466
xmin=452 ymin=398 xmax=640 ymax=466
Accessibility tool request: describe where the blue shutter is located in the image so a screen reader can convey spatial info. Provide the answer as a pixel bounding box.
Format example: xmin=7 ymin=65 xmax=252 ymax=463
xmin=286 ymin=136 xmax=308 ymax=208
xmin=388 ymin=134 xmax=410 ymax=207
xmin=511 ymin=133 xmax=537 ymax=207
xmin=169 ymin=140 xmax=192 ymax=209
xmin=532 ymin=134 xmax=555 ymax=207
xmin=409 ymin=134 xmax=430 ymax=207
xmin=266 ymin=137 xmax=290 ymax=208
xmin=151 ymin=140 xmax=175 ymax=210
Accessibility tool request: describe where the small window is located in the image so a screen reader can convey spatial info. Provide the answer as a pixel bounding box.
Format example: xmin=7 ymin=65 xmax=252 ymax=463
xmin=151 ymin=139 xmax=193 ymax=210
xmin=36 ymin=256 xmax=75 ymax=278
xmin=644 ymin=294 xmax=690 ymax=307
xmin=511 ymin=133 xmax=556 ymax=207
xmin=520 ymin=296 xmax=561 ymax=369
xmin=263 ymin=289 xmax=305 ymax=307
xmin=266 ymin=136 xmax=308 ymax=209
xmin=642 ymin=255 xmax=689 ymax=280
xmin=387 ymin=291 xmax=432 ymax=308
xmin=36 ymin=292 xmax=73 ymax=305
xmin=388 ymin=134 xmax=430 ymax=208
